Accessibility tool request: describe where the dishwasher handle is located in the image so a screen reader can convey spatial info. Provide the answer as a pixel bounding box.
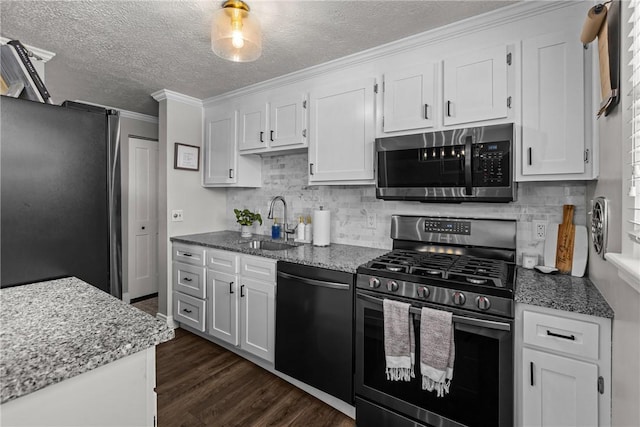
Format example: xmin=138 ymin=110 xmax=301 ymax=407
xmin=277 ymin=271 xmax=350 ymax=290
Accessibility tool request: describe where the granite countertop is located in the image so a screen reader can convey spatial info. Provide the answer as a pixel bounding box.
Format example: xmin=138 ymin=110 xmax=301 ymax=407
xmin=515 ymin=267 xmax=614 ymax=318
xmin=0 ymin=277 xmax=174 ymax=404
xmin=171 ymin=230 xmax=389 ymax=274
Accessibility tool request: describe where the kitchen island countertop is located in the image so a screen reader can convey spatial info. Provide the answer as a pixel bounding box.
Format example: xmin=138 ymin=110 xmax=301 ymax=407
xmin=0 ymin=277 xmax=174 ymax=404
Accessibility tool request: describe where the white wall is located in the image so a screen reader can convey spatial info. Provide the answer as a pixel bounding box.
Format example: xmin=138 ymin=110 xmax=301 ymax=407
xmin=153 ymin=91 xmax=227 ymax=319
xmin=586 ymin=64 xmax=640 ymax=427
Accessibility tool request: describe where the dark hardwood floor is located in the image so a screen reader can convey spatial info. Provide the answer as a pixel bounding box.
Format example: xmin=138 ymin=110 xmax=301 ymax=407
xmin=155 ymin=327 xmax=355 ymax=427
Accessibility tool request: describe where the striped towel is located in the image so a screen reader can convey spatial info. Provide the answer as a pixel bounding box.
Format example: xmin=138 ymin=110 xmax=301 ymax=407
xmin=383 ymin=299 xmax=415 ymax=381
xmin=420 ymin=307 xmax=455 ymax=397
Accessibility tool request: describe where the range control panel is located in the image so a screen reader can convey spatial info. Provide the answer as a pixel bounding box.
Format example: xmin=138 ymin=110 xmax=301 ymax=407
xmin=423 ymin=219 xmax=471 ymax=235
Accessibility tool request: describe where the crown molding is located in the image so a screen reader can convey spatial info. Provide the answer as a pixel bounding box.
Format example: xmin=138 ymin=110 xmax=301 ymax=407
xmin=74 ymin=100 xmax=159 ymax=123
xmin=0 ymin=37 xmax=56 ymax=62
xmin=151 ymin=89 xmax=203 ymax=107
xmin=203 ymin=0 xmax=574 ymax=106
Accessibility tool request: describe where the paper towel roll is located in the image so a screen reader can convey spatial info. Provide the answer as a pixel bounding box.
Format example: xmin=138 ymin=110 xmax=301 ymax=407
xmin=580 ymin=4 xmax=607 ymax=45
xmin=313 ymin=208 xmax=330 ymax=247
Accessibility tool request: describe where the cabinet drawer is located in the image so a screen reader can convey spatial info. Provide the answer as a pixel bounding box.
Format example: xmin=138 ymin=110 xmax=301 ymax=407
xmin=206 ymin=249 xmax=239 ymax=274
xmin=173 ymin=292 xmax=205 ymax=332
xmin=241 ymin=255 xmax=277 ymax=282
xmin=173 ymin=262 xmax=206 ymax=299
xmin=172 ymin=244 xmax=206 ymax=266
xmin=523 ymin=311 xmax=600 ymax=360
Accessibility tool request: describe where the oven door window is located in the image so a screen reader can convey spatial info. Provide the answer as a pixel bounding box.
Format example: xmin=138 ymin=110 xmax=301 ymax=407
xmin=377 ymin=146 xmax=465 ymax=188
xmin=356 ymin=299 xmax=512 ymax=427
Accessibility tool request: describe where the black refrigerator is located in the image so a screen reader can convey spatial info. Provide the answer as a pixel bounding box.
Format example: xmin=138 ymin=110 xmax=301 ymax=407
xmin=1 ymin=96 xmax=122 ymax=297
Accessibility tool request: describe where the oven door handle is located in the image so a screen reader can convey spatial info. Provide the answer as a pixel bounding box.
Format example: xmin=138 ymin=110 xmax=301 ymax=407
xmin=464 ymin=135 xmax=473 ymax=196
xmin=358 ymin=293 xmax=511 ymax=332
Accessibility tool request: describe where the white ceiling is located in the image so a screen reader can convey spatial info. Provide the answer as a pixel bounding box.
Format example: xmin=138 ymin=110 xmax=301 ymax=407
xmin=0 ymin=1 xmax=516 ymax=116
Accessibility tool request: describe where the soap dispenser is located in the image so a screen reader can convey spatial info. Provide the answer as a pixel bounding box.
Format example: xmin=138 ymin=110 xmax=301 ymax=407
xmin=296 ymin=216 xmax=306 ymax=241
xmin=271 ymin=217 xmax=281 ymax=239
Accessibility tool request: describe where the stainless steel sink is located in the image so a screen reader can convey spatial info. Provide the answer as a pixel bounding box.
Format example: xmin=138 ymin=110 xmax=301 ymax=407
xmin=246 ymin=240 xmax=299 ymax=251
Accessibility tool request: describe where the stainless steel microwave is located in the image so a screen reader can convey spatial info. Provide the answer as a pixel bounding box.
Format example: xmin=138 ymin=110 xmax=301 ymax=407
xmin=376 ymin=123 xmax=516 ymax=202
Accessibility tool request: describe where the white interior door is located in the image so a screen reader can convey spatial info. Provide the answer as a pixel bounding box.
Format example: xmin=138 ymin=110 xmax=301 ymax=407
xmin=128 ymin=137 xmax=159 ymax=300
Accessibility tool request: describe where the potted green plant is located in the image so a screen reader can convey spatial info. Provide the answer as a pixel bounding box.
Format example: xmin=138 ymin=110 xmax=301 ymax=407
xmin=234 ymin=208 xmax=263 ymax=238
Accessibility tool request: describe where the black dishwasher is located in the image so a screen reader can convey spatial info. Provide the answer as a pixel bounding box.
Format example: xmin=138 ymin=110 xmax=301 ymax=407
xmin=275 ymin=261 xmax=354 ymax=404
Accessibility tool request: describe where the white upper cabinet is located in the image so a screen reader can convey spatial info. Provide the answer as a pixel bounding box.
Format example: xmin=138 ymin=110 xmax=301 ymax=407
xmin=443 ymin=44 xmax=510 ymax=126
xmin=382 ymin=62 xmax=437 ymax=132
xmin=520 ymin=30 xmax=592 ymax=180
xmin=308 ymin=76 xmax=376 ymax=184
xmin=203 ymin=106 xmax=261 ymax=187
xmin=269 ymin=92 xmax=307 ymax=150
xmin=238 ymin=98 xmax=268 ymax=152
xmin=238 ymin=91 xmax=307 ymax=155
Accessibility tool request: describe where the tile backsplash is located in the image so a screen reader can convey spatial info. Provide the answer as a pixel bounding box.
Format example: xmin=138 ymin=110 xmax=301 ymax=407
xmin=226 ymin=153 xmax=588 ymax=265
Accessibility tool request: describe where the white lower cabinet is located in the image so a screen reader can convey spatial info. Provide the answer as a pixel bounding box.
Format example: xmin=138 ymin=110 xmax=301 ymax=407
xmin=205 ymin=249 xmax=276 ymax=363
xmin=522 ymin=347 xmax=598 ymax=426
xmin=172 ymin=243 xmax=207 ymax=332
xmin=516 ymin=303 xmax=611 ymax=427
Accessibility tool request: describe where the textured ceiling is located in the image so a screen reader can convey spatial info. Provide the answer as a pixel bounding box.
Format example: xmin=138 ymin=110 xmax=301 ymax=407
xmin=0 ymin=1 xmax=516 ymax=116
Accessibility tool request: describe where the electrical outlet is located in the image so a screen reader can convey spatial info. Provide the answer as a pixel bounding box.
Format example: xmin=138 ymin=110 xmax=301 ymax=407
xmin=533 ymin=221 xmax=546 ymax=241
xmin=171 ymin=210 xmax=184 ymax=222
xmin=366 ymin=213 xmax=377 ymax=229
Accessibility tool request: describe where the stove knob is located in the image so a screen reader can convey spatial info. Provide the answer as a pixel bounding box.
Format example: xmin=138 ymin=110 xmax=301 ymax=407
xmin=417 ymin=286 xmax=430 ymax=299
xmin=476 ymin=296 xmax=491 ymax=311
xmin=369 ymin=277 xmax=381 ymax=289
xmin=387 ymin=280 xmax=399 ymax=292
xmin=453 ymin=291 xmax=466 ymax=305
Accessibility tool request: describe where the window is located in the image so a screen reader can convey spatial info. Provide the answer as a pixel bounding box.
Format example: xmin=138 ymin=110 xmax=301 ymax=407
xmin=626 ymin=0 xmax=640 ymax=254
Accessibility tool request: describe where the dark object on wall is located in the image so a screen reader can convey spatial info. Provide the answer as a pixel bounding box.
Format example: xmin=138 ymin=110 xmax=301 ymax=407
xmin=174 ymin=142 xmax=200 ymax=171
xmin=581 ymin=1 xmax=620 ymax=117
xmin=1 ymin=96 xmax=122 ymax=298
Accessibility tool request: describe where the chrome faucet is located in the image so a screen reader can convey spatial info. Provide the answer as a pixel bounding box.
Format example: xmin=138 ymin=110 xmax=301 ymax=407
xmin=267 ymin=196 xmax=295 ymax=241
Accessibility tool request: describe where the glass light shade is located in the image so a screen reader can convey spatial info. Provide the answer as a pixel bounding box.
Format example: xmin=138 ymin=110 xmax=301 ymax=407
xmin=211 ymin=3 xmax=262 ymax=62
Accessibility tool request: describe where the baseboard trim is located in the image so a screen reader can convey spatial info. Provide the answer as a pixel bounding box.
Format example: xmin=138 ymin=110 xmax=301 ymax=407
xmin=157 ymin=313 xmax=178 ymax=329
xmin=130 ymin=293 xmax=159 ymax=304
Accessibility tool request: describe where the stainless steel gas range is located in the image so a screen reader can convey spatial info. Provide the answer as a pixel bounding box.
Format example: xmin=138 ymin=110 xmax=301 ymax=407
xmin=355 ymin=215 xmax=516 ymax=427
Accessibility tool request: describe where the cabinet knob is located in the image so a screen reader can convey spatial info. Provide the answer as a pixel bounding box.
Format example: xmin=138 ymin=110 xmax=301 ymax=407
xmin=476 ymin=296 xmax=491 ymax=310
xmin=386 ymin=280 xmax=399 ymax=292
xmin=417 ymin=286 xmax=430 ymax=298
xmin=369 ymin=277 xmax=380 ymax=289
xmin=453 ymin=291 xmax=466 ymax=305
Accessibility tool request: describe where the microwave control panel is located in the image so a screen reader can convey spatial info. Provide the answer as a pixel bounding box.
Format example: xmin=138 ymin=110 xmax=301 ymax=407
xmin=473 ymin=140 xmax=510 ymax=186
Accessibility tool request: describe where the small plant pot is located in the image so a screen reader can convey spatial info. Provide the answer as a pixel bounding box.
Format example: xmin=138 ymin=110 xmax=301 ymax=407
xmin=240 ymin=225 xmax=252 ymax=238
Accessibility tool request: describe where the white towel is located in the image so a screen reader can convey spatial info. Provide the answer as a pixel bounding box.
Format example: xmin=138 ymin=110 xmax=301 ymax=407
xmin=383 ymin=299 xmax=415 ymax=381
xmin=420 ymin=307 xmax=455 ymax=397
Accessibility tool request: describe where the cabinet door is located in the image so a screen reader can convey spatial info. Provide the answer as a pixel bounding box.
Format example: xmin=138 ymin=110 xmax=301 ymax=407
xmin=521 ymin=31 xmax=585 ymax=176
xmin=239 ymin=277 xmax=275 ymax=362
xmin=269 ymin=93 xmax=307 ymax=149
xmin=383 ymin=63 xmax=436 ymax=132
xmin=522 ymin=347 xmax=598 ymax=427
xmin=238 ymin=101 xmax=267 ymax=151
xmin=207 ymin=270 xmax=239 ymax=346
xmin=203 ymin=112 xmax=237 ymax=185
xmin=308 ymin=77 xmax=376 ymax=183
xmin=443 ymin=45 xmax=508 ymax=126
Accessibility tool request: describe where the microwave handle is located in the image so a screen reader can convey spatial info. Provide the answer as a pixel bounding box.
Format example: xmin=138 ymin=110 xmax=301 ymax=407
xmin=464 ymin=136 xmax=473 ymax=196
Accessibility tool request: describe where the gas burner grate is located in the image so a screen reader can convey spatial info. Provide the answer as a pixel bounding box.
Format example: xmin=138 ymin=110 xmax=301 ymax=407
xmin=447 ymin=256 xmax=509 ymax=287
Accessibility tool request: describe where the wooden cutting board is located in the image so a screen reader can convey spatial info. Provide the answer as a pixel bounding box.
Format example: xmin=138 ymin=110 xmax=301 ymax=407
xmin=555 ymin=205 xmax=576 ymax=274
xmin=543 ymin=223 xmax=588 ymax=277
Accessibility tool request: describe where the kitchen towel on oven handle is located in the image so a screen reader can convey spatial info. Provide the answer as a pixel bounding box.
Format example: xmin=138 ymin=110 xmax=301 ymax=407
xmin=420 ymin=307 xmax=455 ymax=397
xmin=383 ymin=299 xmax=415 ymax=381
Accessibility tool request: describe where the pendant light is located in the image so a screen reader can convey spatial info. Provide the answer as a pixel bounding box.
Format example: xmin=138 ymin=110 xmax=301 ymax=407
xmin=211 ymin=0 xmax=262 ymax=62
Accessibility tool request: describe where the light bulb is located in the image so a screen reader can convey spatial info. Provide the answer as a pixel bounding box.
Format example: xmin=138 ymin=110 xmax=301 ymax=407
xmin=232 ymin=30 xmax=244 ymax=48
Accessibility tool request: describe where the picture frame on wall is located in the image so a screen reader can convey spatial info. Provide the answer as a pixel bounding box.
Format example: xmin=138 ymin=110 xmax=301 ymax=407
xmin=174 ymin=143 xmax=200 ymax=171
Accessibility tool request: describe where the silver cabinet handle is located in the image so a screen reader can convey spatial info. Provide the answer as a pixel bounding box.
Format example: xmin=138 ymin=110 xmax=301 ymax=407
xmin=424 ymin=104 xmax=429 ymax=120
xmin=278 ymin=271 xmax=350 ymax=290
xmin=229 ymin=169 xmax=234 ymax=179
